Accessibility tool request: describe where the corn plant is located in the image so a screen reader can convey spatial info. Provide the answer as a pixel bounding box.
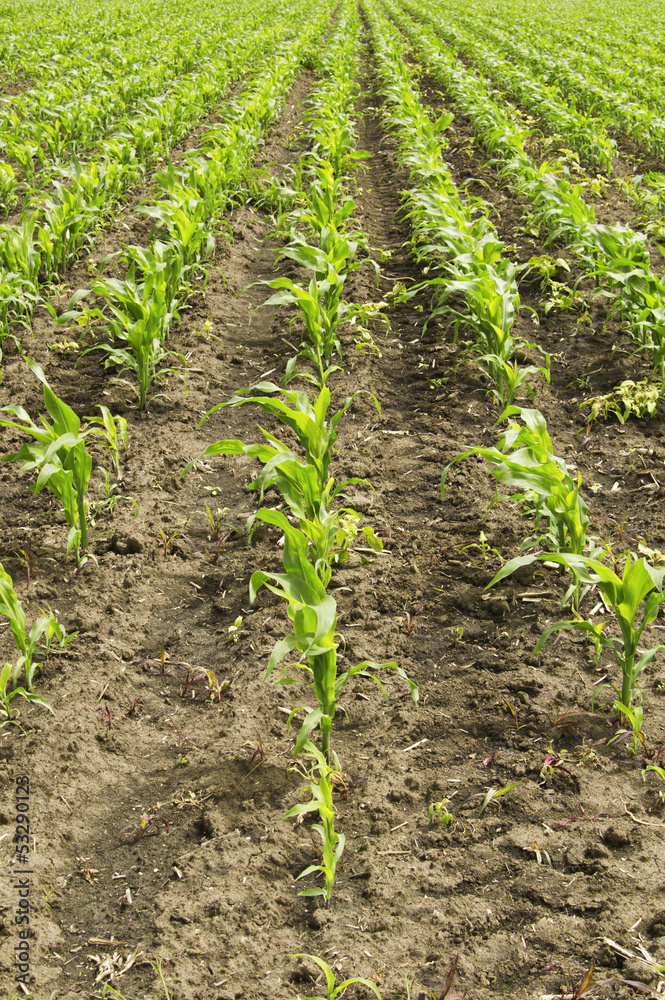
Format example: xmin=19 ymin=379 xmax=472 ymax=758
xmin=119 ymin=240 xmax=194 ymax=308
xmin=293 ymin=953 xmax=382 ymax=1000
xmin=475 ymin=350 xmax=550 ymax=408
xmin=186 ymin=382 xmax=417 ymax=758
xmin=183 ymin=382 xmax=378 ymax=524
xmin=8 ymin=138 xmax=45 ymax=186
xmin=0 ymin=270 xmax=40 ymax=345
xmin=445 ymin=407 xmax=600 ymax=607
xmin=0 ymin=358 xmax=93 ymax=565
xmin=409 ymin=0 xmax=615 ymax=174
xmin=261 ymin=28 xmax=377 ymax=384
xmin=79 ymin=272 xmax=186 ymax=410
xmin=260 ymin=229 xmax=363 ymax=386
xmin=36 ymin=182 xmax=96 ymax=275
xmin=251 ymin=509 xmax=417 ymax=758
xmin=0 ymin=563 xmax=73 ymax=724
xmin=139 ymin=188 xmax=215 ymax=267
xmin=365 ymin=1 xmax=550 ymax=408
xmin=532 ymin=552 xmax=665 ymax=725
xmin=385 ymin=0 xmax=665 ymax=379
xmin=286 ymin=741 xmax=345 ymax=901
xmin=84 ymin=404 xmax=128 ymax=474
xmin=0 ymin=211 xmax=42 ymax=287
xmin=0 ymin=162 xmax=17 ymax=216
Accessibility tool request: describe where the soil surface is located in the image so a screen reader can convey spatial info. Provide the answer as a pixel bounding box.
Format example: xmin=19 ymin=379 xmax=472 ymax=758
xmin=2 ymin=32 xmax=665 ymax=1000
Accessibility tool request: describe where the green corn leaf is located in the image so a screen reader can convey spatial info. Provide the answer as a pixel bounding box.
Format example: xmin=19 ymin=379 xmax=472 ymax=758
xmin=293 ymin=707 xmax=326 ymax=755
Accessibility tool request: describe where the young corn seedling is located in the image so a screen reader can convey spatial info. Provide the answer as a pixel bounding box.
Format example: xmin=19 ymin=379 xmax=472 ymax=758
xmin=251 ymin=509 xmax=416 ymax=758
xmin=119 ymin=240 xmax=195 ymax=307
xmin=477 ymin=778 xmax=525 ymax=816
xmin=0 ymin=358 xmax=93 ymax=565
xmin=0 ymin=211 xmax=42 ymax=287
xmin=0 ymin=563 xmax=72 ymax=724
xmin=37 ymin=183 xmax=96 ymax=275
xmin=139 ymin=189 xmax=215 ymax=267
xmin=643 ymin=764 xmax=665 ymax=809
xmin=292 ymin=952 xmax=382 ymax=999
xmin=531 ymin=551 xmax=665 ymax=726
xmin=84 ymin=404 xmax=128 ymax=475
xmin=0 ymin=162 xmax=17 ymax=216
xmin=260 ymin=263 xmax=350 ymax=387
xmin=182 ymin=382 xmax=379 ymax=531
xmin=286 ymin=741 xmax=346 ymax=903
xmin=0 ymin=270 xmax=40 ymax=348
xmin=475 ymin=349 xmax=551 ymax=409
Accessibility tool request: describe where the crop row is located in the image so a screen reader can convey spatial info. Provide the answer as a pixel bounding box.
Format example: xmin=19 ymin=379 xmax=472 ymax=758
xmin=431 ymin=0 xmax=665 ymax=159
xmin=0 ymin=0 xmax=317 ymax=354
xmin=333 ymin=1 xmax=665 ymax=758
xmin=382 ymin=0 xmax=665 ymax=381
xmin=403 ymin=0 xmax=615 ymax=174
xmin=438 ymin=0 xmax=665 ymax=109
xmin=363 ymin=0 xmax=550 ymax=411
xmin=1 ymin=0 xmax=415 ymax=910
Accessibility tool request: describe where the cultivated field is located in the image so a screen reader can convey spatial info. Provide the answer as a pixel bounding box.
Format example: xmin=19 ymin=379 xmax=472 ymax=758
xmin=1 ymin=0 xmax=665 ymax=998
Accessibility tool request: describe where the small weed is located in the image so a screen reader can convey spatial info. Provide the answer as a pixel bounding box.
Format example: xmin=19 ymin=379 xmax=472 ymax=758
xmin=13 ymin=537 xmax=35 ymax=584
xmin=428 ymin=798 xmax=454 ymax=826
xmin=404 ymin=604 xmax=426 ymax=635
xmin=156 ymin=524 xmax=182 ymax=554
xmin=643 ymin=763 xmax=665 ymax=810
xmin=166 ymin=716 xmax=200 ymax=764
xmin=225 ymin=615 xmax=247 ymax=643
xmin=119 ymin=812 xmax=170 ymax=842
xmin=538 ymin=748 xmax=575 ymax=785
xmin=96 ymin=704 xmax=114 ymax=729
xmin=417 ymin=954 xmax=462 ymax=1000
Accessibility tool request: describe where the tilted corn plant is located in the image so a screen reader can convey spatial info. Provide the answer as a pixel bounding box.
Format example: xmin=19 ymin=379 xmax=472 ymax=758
xmin=531 ymin=551 xmax=665 ymax=727
xmin=444 ymin=407 xmax=601 ymax=607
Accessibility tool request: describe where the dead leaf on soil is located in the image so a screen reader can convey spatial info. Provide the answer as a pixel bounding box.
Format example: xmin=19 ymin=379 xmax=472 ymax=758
xmin=89 ymin=946 xmax=143 ymax=983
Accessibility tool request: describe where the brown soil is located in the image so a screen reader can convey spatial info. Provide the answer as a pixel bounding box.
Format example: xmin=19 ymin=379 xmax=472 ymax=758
xmin=1 ymin=49 xmax=665 ymax=1000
